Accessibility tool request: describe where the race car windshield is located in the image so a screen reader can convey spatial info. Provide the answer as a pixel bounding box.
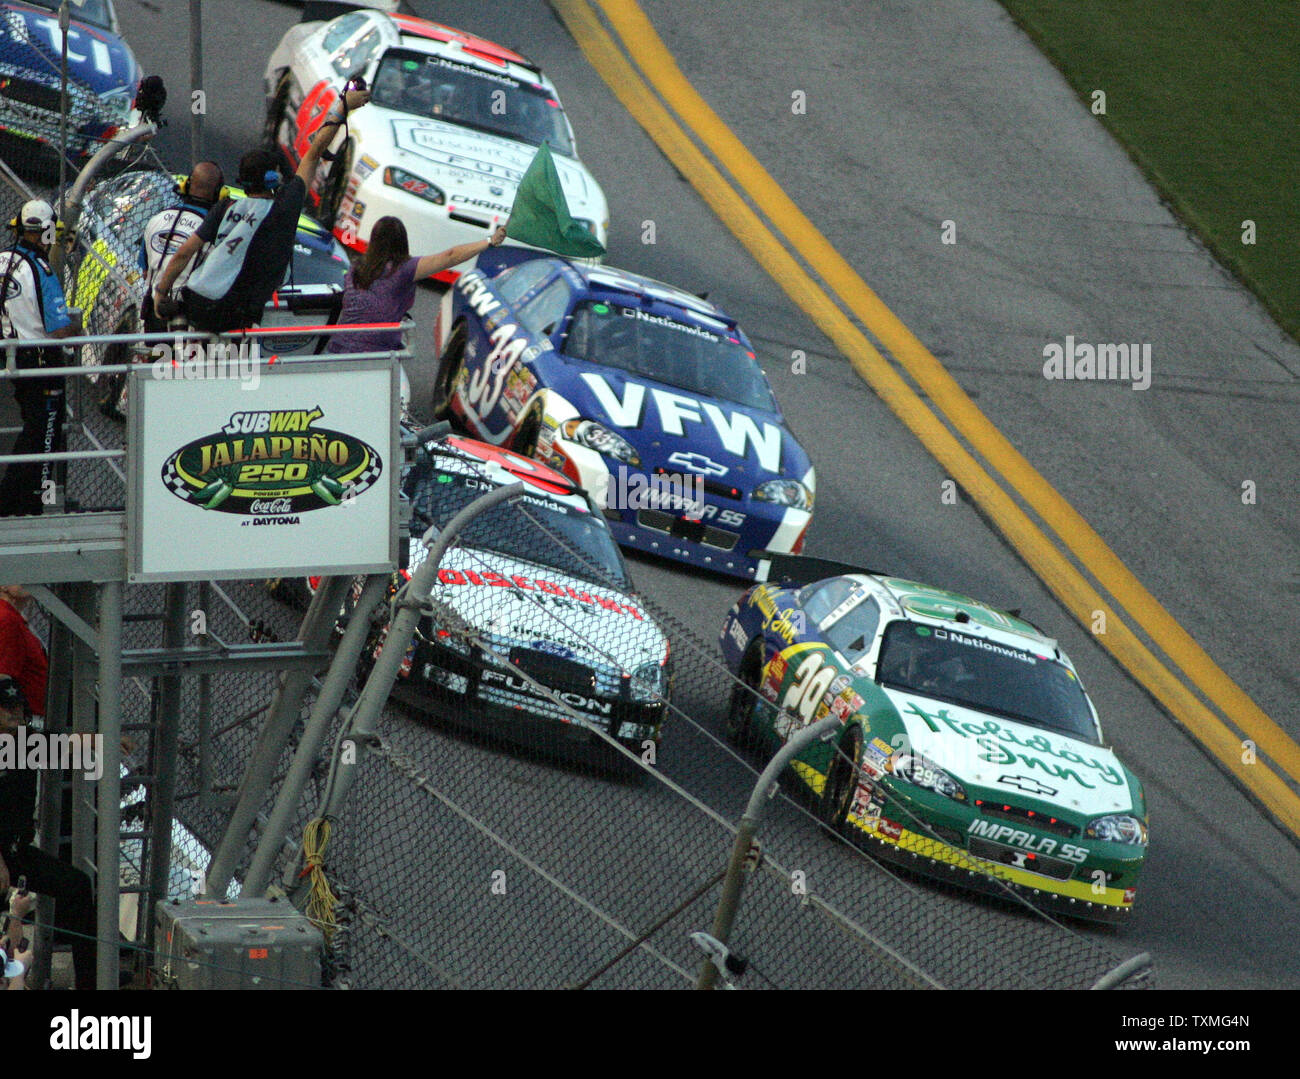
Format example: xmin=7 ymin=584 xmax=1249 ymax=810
xmin=563 ymin=301 xmax=777 ymax=412
xmin=370 ymin=51 xmax=575 ymax=156
xmin=405 ymin=459 xmax=630 ymax=590
xmin=875 ymin=621 xmax=1098 ymax=743
xmin=26 ymin=0 xmax=113 ymax=28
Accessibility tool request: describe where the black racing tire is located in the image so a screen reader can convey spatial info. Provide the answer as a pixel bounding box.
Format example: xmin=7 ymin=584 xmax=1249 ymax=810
xmin=819 ymin=724 xmax=864 ymax=834
xmin=263 ymin=71 xmax=293 ymax=167
xmin=97 ymin=312 xmax=138 ymax=422
xmin=317 ymin=140 xmax=353 ymax=230
xmin=511 ymin=405 xmax=544 ymax=458
xmin=724 ymin=641 xmax=765 ymax=749
xmin=431 ymin=321 xmax=467 ymax=420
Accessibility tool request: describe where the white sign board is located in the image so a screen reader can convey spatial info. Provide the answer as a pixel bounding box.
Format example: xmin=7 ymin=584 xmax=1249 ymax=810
xmin=127 ymin=359 xmax=398 ymax=582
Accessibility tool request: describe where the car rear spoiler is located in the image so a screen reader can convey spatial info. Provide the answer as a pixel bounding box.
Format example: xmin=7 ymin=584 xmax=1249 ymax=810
xmin=301 ymin=2 xmax=397 ymax=24
xmin=749 ymin=550 xmax=883 ymax=587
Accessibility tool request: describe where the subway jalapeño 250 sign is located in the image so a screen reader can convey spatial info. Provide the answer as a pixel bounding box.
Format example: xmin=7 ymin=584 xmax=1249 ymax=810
xmin=161 ymin=407 xmax=383 ymax=518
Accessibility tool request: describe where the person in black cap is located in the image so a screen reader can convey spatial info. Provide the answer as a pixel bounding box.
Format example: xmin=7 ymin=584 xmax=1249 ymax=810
xmin=0 ymin=674 xmax=95 ymax=990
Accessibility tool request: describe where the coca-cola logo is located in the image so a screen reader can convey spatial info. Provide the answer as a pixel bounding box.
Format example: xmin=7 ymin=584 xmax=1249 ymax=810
xmin=250 ymin=498 xmax=293 ymax=515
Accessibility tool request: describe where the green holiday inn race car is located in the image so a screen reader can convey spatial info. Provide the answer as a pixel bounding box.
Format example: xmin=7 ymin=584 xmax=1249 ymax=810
xmin=719 ymin=556 xmax=1148 ymax=923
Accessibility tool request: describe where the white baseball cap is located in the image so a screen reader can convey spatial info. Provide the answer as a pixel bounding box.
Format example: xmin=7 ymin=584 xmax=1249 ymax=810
xmin=19 ymin=199 xmax=55 ymax=232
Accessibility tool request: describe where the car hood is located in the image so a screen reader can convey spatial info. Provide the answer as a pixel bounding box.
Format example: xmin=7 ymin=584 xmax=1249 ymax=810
xmin=1 ymin=3 xmax=140 ymax=95
xmin=419 ymin=546 xmax=667 ymax=669
xmin=367 ymin=113 xmax=603 ymax=217
xmin=880 ymin=687 xmax=1137 ymax=818
xmin=561 ymin=366 xmax=805 ymax=483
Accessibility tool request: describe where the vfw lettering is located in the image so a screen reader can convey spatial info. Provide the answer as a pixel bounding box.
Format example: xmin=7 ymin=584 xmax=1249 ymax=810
xmin=580 ymin=373 xmax=783 ymax=473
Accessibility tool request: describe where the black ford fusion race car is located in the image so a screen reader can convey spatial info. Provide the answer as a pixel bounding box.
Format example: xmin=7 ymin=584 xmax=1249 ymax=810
xmin=719 ymin=557 xmax=1148 ymax=923
xmin=367 ymin=434 xmax=671 ymax=771
xmin=432 ymin=253 xmax=816 ymax=580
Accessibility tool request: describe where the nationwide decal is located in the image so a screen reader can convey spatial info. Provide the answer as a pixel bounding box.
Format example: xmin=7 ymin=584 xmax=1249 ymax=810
xmin=161 ymin=407 xmax=381 ymax=516
xmin=902 ymin=701 xmax=1123 ymax=789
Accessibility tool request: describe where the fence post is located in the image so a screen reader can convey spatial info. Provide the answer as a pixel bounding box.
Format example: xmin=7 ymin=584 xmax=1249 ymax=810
xmin=142 ymin=582 xmax=188 ymax=957
xmin=94 ymin=580 xmax=124 ymax=991
xmin=190 ymin=0 xmax=204 ymax=163
xmin=317 ymin=482 xmax=525 ymax=823
xmin=697 ymin=714 xmax=842 ymax=989
xmin=57 ymin=1 xmax=69 ymax=219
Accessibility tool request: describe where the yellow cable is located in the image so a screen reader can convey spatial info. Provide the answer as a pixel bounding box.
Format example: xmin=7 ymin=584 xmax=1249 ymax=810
xmin=302 ymin=817 xmax=338 ymax=942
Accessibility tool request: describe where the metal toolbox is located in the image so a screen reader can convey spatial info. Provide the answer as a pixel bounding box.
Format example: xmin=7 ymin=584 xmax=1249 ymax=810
xmin=153 ymin=897 xmax=323 ymax=990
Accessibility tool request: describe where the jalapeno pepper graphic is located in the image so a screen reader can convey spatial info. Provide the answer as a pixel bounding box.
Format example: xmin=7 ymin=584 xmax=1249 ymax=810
xmin=194 ymin=479 xmax=233 ymax=510
xmin=311 ymin=475 xmax=346 ymax=505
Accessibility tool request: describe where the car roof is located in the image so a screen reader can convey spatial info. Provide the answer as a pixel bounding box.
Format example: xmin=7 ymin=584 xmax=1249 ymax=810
xmin=827 ymin=573 xmax=1063 ymax=656
xmin=551 ymin=261 xmax=736 ymax=331
xmin=388 ymin=13 xmax=546 ymax=85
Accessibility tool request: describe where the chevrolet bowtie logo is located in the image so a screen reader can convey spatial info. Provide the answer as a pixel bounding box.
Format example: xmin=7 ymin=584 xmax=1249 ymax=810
xmin=666 ymin=450 xmax=728 ymax=477
xmin=998 ymin=775 xmax=1058 ymax=797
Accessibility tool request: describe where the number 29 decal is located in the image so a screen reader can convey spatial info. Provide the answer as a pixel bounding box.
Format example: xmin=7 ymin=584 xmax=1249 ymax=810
xmin=779 ymin=650 xmax=837 ymax=733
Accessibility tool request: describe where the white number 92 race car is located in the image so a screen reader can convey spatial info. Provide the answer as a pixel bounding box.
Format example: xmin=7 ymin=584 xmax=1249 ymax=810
xmin=263 ymin=5 xmax=609 ymax=277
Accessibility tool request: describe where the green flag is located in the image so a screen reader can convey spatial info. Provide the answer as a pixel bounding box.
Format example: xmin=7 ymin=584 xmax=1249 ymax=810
xmin=506 ymin=142 xmax=606 ymax=258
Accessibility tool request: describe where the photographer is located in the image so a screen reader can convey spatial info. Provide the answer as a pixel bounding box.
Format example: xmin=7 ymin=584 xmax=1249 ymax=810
xmin=1 ymin=885 xmax=34 ymax=989
xmin=0 ymin=675 xmax=94 ymax=990
xmin=153 ymin=84 xmax=370 ymax=334
xmin=0 ymin=201 xmax=81 ymax=517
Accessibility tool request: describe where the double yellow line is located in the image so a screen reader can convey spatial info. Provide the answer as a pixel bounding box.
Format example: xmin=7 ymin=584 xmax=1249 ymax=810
xmin=553 ymin=0 xmax=1300 ymax=836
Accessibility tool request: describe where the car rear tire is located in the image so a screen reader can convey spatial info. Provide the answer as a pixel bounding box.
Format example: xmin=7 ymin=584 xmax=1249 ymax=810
xmin=263 ymin=72 xmax=292 ymax=168
xmin=431 ymin=322 xmax=467 ymax=420
xmin=317 ymin=140 xmax=353 ymax=230
xmin=724 ymin=641 xmax=765 ymax=749
xmin=97 ymin=312 xmax=138 ymax=422
xmin=819 ymin=724 xmax=864 ymax=834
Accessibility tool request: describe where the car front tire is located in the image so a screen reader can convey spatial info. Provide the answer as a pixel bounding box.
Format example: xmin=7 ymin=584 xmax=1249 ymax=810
xmin=819 ymin=724 xmax=863 ymax=834
xmin=431 ymin=321 xmax=467 ymax=420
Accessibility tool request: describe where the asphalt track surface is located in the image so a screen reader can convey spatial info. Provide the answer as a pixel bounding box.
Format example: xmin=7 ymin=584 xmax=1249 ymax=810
xmin=69 ymin=0 xmax=1300 ymax=988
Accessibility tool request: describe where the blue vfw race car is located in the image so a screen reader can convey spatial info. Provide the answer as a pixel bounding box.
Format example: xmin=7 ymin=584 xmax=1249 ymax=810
xmin=431 ymin=254 xmax=815 ymax=579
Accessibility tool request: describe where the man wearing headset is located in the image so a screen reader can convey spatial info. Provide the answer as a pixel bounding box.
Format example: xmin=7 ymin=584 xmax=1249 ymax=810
xmin=0 ymin=201 xmax=81 ymax=517
xmin=91 ymin=163 xmax=228 ymax=420
xmin=138 ymin=161 xmax=225 ymax=334
xmin=153 ymin=85 xmax=370 ymax=334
